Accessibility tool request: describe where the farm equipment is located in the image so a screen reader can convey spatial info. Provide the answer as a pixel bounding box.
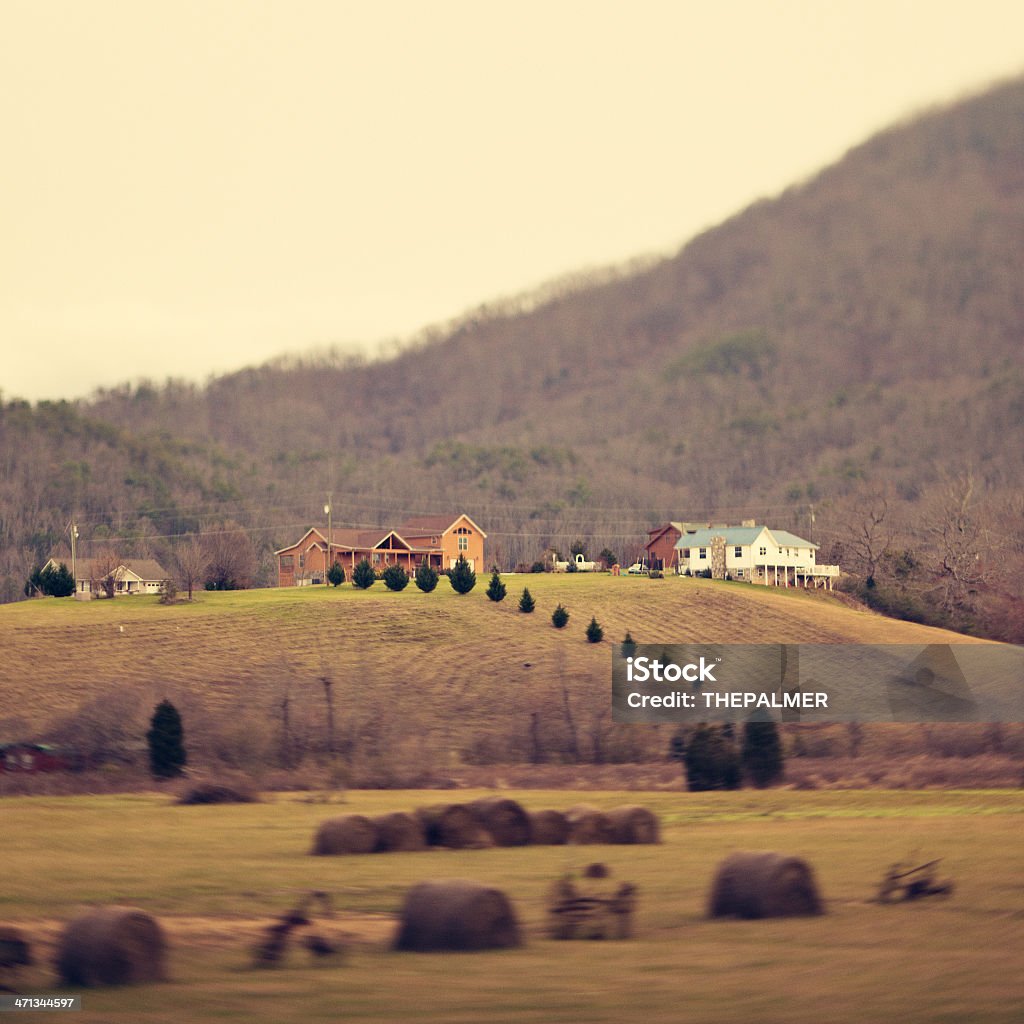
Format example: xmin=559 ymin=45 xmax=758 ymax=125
xmin=875 ymin=859 xmax=954 ymax=903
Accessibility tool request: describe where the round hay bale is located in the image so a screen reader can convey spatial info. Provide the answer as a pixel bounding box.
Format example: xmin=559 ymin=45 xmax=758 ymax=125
xmin=372 ymin=811 xmax=427 ymax=853
xmin=176 ymin=782 xmax=258 ymax=805
xmin=55 ymin=907 xmax=166 ymax=986
xmin=606 ymin=805 xmax=660 ymax=844
xmin=466 ymin=797 xmax=531 ymax=846
xmin=708 ymin=851 xmax=824 ymax=919
xmin=0 ymin=925 xmax=32 ymax=967
xmin=414 ymin=804 xmax=492 ymax=849
xmin=528 ymin=809 xmax=570 ymax=845
xmin=394 ymin=879 xmax=522 ymax=952
xmin=565 ymin=804 xmax=614 ymax=844
xmin=311 ymin=814 xmax=379 ymax=856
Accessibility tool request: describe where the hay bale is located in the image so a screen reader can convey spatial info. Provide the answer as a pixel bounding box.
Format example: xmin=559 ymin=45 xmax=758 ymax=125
xmin=0 ymin=925 xmax=32 ymax=967
xmin=372 ymin=811 xmax=427 ymax=853
xmin=466 ymin=797 xmax=531 ymax=846
xmin=177 ymin=782 xmax=258 ymax=805
xmin=606 ymin=805 xmax=660 ymax=844
xmin=55 ymin=907 xmax=166 ymax=986
xmin=311 ymin=814 xmax=379 ymax=856
xmin=414 ymin=804 xmax=492 ymax=849
xmin=528 ymin=809 xmax=569 ymax=845
xmin=565 ymin=804 xmax=614 ymax=844
xmin=393 ymin=879 xmax=522 ymax=952
xmin=708 ymin=851 xmax=824 ymax=919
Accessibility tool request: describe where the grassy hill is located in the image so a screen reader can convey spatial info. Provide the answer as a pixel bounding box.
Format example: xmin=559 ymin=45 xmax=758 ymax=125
xmin=1 ymin=77 xmax=1022 ymax=638
xmin=0 ymin=575 xmax=997 ymax=779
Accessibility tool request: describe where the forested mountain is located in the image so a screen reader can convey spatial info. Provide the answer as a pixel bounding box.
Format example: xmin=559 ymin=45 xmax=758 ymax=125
xmin=3 ymin=77 xmax=1023 ymax=635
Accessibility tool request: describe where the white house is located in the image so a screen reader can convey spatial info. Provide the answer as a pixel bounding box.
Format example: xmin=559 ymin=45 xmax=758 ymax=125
xmin=43 ymin=558 xmax=172 ymax=596
xmin=674 ymin=525 xmax=839 ymax=589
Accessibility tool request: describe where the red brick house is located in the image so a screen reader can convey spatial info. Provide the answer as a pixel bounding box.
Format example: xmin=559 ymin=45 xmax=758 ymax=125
xmin=275 ymin=514 xmax=486 ymax=587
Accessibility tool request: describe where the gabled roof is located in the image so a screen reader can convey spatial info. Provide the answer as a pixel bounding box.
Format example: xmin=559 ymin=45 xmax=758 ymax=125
xmin=769 ymin=530 xmax=819 ymax=549
xmin=397 ymin=513 xmax=487 ymax=538
xmin=675 ymin=526 xmax=769 ymax=549
xmin=674 ymin=525 xmax=818 ymax=550
xmin=118 ymin=559 xmax=171 ymax=582
xmin=647 ymin=521 xmax=686 ymax=538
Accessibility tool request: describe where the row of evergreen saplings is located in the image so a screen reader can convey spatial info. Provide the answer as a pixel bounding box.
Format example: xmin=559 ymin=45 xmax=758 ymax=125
xmin=311 ymin=798 xmax=660 ymax=855
xmin=324 ymin=554 xmax=477 ymax=593
xmin=507 ymin=579 xmax=604 ymax=642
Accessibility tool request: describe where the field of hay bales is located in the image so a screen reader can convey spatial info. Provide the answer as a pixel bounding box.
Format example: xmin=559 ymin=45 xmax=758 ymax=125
xmin=3 ymin=788 xmax=1023 ymax=1023
xmin=0 ymin=574 xmax=1002 ymax=781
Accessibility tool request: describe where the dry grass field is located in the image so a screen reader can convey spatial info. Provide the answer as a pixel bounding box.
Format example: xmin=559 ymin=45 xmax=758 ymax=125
xmin=0 ymin=573 xmax=986 ymax=732
xmin=2 ymin=788 xmax=1023 ymax=1023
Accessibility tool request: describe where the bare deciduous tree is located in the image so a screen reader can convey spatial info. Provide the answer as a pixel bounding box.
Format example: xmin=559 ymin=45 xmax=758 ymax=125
xmin=175 ymin=535 xmax=209 ymax=601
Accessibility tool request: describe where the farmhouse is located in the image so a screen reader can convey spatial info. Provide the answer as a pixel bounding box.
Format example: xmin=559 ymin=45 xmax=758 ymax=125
xmin=275 ymin=513 xmax=486 ymax=587
xmin=671 ymin=524 xmax=839 ymax=588
xmin=41 ymin=557 xmax=172 ymax=596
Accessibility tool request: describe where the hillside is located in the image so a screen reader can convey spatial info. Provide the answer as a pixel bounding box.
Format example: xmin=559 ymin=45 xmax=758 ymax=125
xmin=0 ymin=575 xmax=997 ymax=779
xmin=1 ymin=77 xmax=1022 ymax=634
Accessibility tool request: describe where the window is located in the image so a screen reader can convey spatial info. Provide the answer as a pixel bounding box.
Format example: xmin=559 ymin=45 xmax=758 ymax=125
xmin=372 ymin=552 xmax=380 ymax=564
xmin=734 ymin=546 xmax=742 ymax=558
xmin=681 ymin=548 xmax=690 ymax=558
xmin=758 ymin=546 xmax=766 ymax=557
xmin=458 ymin=536 xmax=469 ymax=551
xmin=698 ymin=548 xmax=707 ymax=559
xmin=299 ymin=554 xmax=305 ymax=568
xmin=736 ymin=569 xmax=744 ymax=579
xmin=281 ymin=555 xmax=294 ymax=571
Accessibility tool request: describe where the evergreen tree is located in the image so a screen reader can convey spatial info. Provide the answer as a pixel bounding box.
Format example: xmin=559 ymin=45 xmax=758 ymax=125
xmin=40 ymin=562 xmax=76 ymax=597
xmin=586 ymin=616 xmax=604 ymax=643
xmin=599 ymin=547 xmax=618 ymax=569
xmin=415 ymin=561 xmax=439 ymax=593
xmin=551 ymin=603 xmax=569 ymax=628
xmin=683 ymin=724 xmax=741 ymax=792
xmin=382 ymin=563 xmax=409 ymax=591
xmin=621 ymin=631 xmax=637 ymax=657
xmin=518 ymin=587 xmax=535 ymax=613
xmin=147 ymin=699 xmax=186 ymax=779
xmin=741 ymin=717 xmax=785 ymax=787
xmin=448 ymin=554 xmax=476 ymax=594
xmin=352 ymin=558 xmax=376 ymax=590
xmin=327 ymin=562 xmax=345 ymax=587
xmin=486 ymin=568 xmax=507 ymax=602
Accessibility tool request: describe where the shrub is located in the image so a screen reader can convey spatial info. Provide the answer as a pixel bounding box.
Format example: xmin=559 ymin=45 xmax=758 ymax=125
xmin=684 ymin=724 xmax=740 ymax=792
xmin=352 ymin=559 xmax=376 ymax=590
xmin=415 ymin=562 xmax=439 ymax=593
xmin=382 ymin=564 xmax=410 ymax=591
xmin=586 ymin=616 xmax=604 ymax=643
xmin=530 ymin=562 xmax=545 ymax=573
xmin=327 ymin=562 xmax=345 ymax=587
xmin=621 ymin=631 xmax=637 ymax=656
xmin=486 ymin=568 xmax=507 ymax=602
xmin=552 ymin=604 xmax=569 ymax=629
xmin=147 ymin=699 xmax=186 ymax=780
xmin=518 ymin=587 xmax=535 ymax=613
xmin=741 ymin=718 xmax=785 ymax=787
xmin=449 ymin=555 xmax=476 ymax=595
xmin=599 ymin=547 xmax=618 ymax=569
xmin=158 ymin=578 xmax=178 ymax=605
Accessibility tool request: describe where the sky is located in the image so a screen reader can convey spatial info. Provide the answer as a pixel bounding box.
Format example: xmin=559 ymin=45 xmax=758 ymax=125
xmin=3 ymin=1 xmax=1023 ymax=403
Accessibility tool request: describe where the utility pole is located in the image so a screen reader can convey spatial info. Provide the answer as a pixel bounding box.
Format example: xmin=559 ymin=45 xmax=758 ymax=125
xmin=69 ymin=521 xmax=79 ymax=593
xmin=323 ymin=494 xmax=332 ymax=583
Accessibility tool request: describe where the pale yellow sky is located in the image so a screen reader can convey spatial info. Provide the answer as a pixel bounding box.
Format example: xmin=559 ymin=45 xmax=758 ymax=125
xmin=2 ymin=1 xmax=1022 ymax=402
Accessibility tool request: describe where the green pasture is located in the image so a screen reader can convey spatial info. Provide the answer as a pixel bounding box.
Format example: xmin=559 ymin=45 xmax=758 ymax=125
xmin=3 ymin=789 xmax=1023 ymax=1023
